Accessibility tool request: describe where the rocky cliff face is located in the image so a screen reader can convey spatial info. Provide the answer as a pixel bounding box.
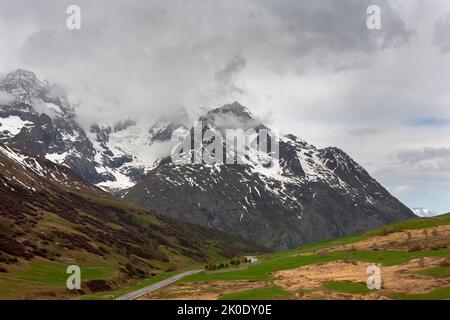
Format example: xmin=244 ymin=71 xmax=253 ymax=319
xmin=124 ymin=102 xmax=414 ymax=249
xmin=0 ymin=70 xmax=187 ymax=191
xmin=0 ymin=143 xmax=263 ymax=290
xmin=0 ymin=70 xmax=414 ymax=249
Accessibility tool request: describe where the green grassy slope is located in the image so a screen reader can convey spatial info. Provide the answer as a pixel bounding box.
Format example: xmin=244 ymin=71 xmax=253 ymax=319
xmin=178 ymin=213 xmax=450 ymax=300
xmin=0 ymin=151 xmax=264 ymax=299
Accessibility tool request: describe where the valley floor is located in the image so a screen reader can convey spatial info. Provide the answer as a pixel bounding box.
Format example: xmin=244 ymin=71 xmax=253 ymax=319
xmin=139 ymin=214 xmax=450 ymax=300
xmin=0 ymin=213 xmax=448 ymax=300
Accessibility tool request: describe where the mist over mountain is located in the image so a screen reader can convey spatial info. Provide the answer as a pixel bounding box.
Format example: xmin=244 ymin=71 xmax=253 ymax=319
xmin=0 ymin=70 xmax=415 ymax=249
xmin=0 ymin=70 xmax=191 ymax=191
xmin=123 ymin=103 xmax=414 ymax=249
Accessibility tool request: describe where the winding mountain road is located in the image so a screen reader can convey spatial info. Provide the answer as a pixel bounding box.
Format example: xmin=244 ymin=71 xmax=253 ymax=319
xmin=115 ymin=256 xmax=258 ymax=300
xmin=115 ymin=269 xmax=203 ymax=300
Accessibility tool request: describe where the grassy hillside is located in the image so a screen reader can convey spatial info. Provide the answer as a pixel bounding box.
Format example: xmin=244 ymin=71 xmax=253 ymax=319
xmin=0 ymin=191 xmax=264 ymax=299
xmin=141 ymin=213 xmax=450 ymax=300
xmin=0 ymin=147 xmax=264 ymax=299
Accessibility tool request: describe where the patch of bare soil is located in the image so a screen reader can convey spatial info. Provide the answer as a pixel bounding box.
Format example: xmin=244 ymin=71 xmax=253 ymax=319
xmin=328 ymin=226 xmax=450 ymax=252
xmin=272 ymin=257 xmax=450 ymax=300
xmin=139 ymin=280 xmax=268 ymax=300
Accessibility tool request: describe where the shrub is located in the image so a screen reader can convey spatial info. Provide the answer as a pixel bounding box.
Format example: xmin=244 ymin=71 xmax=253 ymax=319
xmin=418 ymin=257 xmax=425 ymax=268
xmin=381 ymin=227 xmax=394 ymax=236
xmin=440 ymin=256 xmax=450 ymax=267
xmin=86 ymin=279 xmax=112 ymax=292
xmin=317 ymin=250 xmax=329 ymax=257
xmin=408 ymin=243 xmax=423 ymax=252
xmin=430 ymin=243 xmax=444 ymax=251
xmin=205 ymin=262 xmax=216 ymax=271
xmin=344 ymin=258 xmax=357 ymax=265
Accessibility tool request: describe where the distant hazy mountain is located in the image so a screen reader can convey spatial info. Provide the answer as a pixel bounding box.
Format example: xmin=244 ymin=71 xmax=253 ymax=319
xmin=412 ymin=207 xmax=438 ymax=217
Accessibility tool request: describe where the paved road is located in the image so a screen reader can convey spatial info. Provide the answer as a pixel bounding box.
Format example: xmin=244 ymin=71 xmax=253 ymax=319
xmin=115 ymin=269 xmax=203 ymax=300
xmin=116 ymin=256 xmax=258 ymax=300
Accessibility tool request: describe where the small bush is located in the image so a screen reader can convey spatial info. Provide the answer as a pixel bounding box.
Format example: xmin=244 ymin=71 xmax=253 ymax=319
xmin=440 ymin=256 xmax=450 ymax=267
xmin=205 ymin=256 xmax=253 ymax=271
xmin=418 ymin=257 xmax=425 ymax=268
xmin=317 ymin=250 xmax=329 ymax=257
xmin=86 ymin=280 xmax=112 ymax=292
xmin=430 ymin=243 xmax=444 ymax=251
xmin=408 ymin=243 xmax=423 ymax=252
xmin=344 ymin=258 xmax=357 ymax=265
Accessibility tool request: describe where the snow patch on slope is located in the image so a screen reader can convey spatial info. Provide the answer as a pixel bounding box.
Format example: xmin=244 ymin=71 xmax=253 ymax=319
xmin=0 ymin=116 xmax=33 ymax=136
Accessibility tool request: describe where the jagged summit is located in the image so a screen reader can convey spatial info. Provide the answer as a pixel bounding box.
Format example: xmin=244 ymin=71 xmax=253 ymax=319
xmin=124 ymin=102 xmax=414 ymax=249
xmin=0 ymin=69 xmax=74 ymax=117
xmin=199 ymin=102 xmax=264 ymax=134
xmin=149 ymin=107 xmax=189 ymax=143
xmin=208 ymin=101 xmax=254 ymax=120
xmin=0 ymin=69 xmax=43 ymax=105
xmin=1 ymin=69 xmax=41 ymax=88
xmin=0 ymin=70 xmax=414 ymax=250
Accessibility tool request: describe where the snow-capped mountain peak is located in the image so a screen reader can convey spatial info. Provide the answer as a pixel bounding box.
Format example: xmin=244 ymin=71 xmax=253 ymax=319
xmin=149 ymin=107 xmax=189 ymax=143
xmin=0 ymin=69 xmax=42 ymax=98
xmin=0 ymin=69 xmax=74 ymax=118
xmin=0 ymin=69 xmax=415 ymax=250
xmin=209 ymin=101 xmax=254 ymax=119
xmin=0 ymin=70 xmax=191 ymax=192
xmin=412 ymin=207 xmax=437 ymax=217
xmin=123 ymin=103 xmax=414 ymax=249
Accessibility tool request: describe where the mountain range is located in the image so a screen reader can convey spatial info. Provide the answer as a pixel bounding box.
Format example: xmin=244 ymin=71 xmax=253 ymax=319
xmin=124 ymin=103 xmax=414 ymax=248
xmin=0 ymin=69 xmax=189 ymax=192
xmin=0 ymin=69 xmax=414 ymax=250
xmin=0 ymin=142 xmax=262 ymax=298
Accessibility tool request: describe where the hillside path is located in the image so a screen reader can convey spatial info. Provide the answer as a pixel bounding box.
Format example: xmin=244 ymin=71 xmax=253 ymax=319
xmin=116 ymin=256 xmax=258 ymax=300
xmin=115 ymin=269 xmax=203 ymax=300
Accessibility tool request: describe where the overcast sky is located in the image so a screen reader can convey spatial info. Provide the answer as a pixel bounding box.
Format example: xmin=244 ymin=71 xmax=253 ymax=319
xmin=1 ymin=0 xmax=450 ymax=213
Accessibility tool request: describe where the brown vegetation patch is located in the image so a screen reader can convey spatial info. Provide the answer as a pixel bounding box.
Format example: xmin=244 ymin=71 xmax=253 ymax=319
xmin=85 ymin=279 xmax=113 ymax=292
xmin=140 ymin=280 xmax=268 ymax=300
xmin=329 ymin=226 xmax=450 ymax=252
xmin=272 ymin=257 xmax=450 ymax=300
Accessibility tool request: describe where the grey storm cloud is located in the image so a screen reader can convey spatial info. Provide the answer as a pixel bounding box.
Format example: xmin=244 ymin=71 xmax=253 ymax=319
xmin=214 ymin=53 xmax=247 ymax=97
xmin=0 ymin=90 xmax=14 ymax=104
xmin=433 ymin=12 xmax=450 ymax=53
xmin=0 ymin=0 xmax=413 ymax=127
xmin=396 ymin=147 xmax=450 ymax=167
xmin=1 ymin=0 xmax=450 ymax=212
xmin=345 ymin=125 xmax=382 ymax=136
